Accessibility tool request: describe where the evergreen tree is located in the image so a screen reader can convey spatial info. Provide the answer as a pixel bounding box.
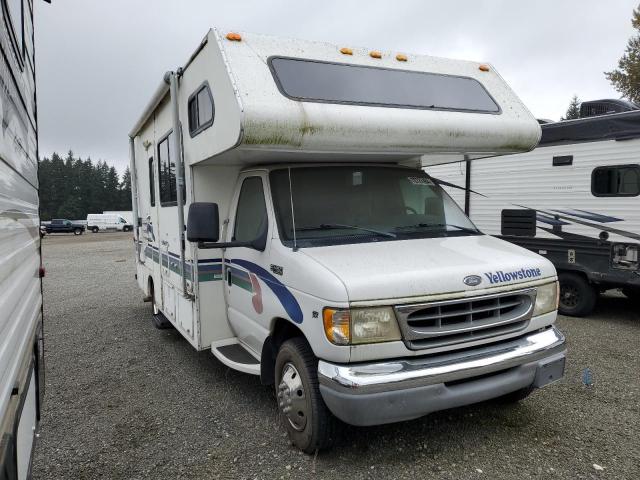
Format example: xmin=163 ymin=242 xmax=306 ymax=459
xmin=605 ymin=5 xmax=640 ymax=103
xmin=561 ymin=95 xmax=581 ymax=121
xmin=38 ymin=152 xmax=130 ymax=220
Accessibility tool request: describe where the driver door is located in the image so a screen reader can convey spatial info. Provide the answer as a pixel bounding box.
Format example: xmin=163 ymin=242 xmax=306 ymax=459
xmin=224 ymin=174 xmax=271 ymax=355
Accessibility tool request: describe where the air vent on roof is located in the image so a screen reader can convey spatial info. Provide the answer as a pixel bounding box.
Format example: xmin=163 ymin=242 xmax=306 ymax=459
xmin=580 ymin=99 xmax=639 ymax=118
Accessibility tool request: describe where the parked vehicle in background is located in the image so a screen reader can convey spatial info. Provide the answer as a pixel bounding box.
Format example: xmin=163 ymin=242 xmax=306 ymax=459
xmin=427 ymin=99 xmax=640 ymax=317
xmin=129 ymin=30 xmax=565 ymax=453
xmin=0 ymin=0 xmax=48 ymax=478
xmin=44 ymin=219 xmax=86 ymax=235
xmin=86 ymin=213 xmax=133 ymax=233
xmin=103 ymin=210 xmax=134 ymax=225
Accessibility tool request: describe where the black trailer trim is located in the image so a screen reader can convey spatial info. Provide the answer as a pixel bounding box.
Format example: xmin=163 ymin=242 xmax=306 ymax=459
xmin=540 ymin=110 xmax=640 ymax=147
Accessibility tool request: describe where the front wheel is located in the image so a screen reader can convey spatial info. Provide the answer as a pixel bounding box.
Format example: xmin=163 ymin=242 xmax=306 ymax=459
xmin=73 ymin=228 xmax=83 ymax=236
xmin=275 ymin=338 xmax=337 ymax=453
xmin=558 ymin=272 xmax=597 ymax=317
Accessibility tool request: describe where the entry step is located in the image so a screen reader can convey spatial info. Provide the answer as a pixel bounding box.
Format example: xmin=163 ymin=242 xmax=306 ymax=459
xmin=212 ymin=340 xmax=260 ymax=375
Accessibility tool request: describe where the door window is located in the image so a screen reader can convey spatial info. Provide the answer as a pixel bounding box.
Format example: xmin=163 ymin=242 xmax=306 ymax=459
xmin=233 ymin=177 xmax=268 ymax=242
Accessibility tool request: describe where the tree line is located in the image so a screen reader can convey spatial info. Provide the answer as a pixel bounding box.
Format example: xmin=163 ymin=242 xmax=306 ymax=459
xmin=39 ymin=151 xmax=131 ymax=221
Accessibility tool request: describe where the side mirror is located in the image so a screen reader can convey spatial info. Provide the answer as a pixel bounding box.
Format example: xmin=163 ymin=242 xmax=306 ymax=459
xmin=187 ymin=202 xmax=220 ymax=242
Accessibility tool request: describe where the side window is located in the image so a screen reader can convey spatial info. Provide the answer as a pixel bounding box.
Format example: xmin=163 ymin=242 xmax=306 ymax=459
xmin=233 ymin=177 xmax=268 ymax=242
xmin=187 ymin=83 xmax=214 ymax=137
xmin=148 ymin=157 xmax=155 ymax=207
xmin=157 ymin=131 xmax=185 ymax=206
xmin=592 ymin=165 xmax=640 ymax=197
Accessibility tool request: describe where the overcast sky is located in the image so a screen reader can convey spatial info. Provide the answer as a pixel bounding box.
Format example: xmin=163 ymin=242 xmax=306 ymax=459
xmin=35 ymin=0 xmax=638 ymax=173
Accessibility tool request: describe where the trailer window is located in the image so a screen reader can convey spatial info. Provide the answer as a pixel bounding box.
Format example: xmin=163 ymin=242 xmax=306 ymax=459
xmin=188 ymin=82 xmax=214 ymax=137
xmin=4 ymin=0 xmax=24 ymax=62
xmin=233 ymin=177 xmax=267 ymax=242
xmin=591 ymin=165 xmax=640 ymax=197
xmin=148 ymin=157 xmax=155 ymax=207
xmin=269 ymin=57 xmax=500 ymax=114
xmin=157 ymin=132 xmax=185 ymax=206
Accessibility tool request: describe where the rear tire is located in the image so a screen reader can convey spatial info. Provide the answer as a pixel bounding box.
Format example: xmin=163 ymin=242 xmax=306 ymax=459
xmin=73 ymin=228 xmax=83 ymax=235
xmin=558 ymin=272 xmax=597 ymax=317
xmin=275 ymin=337 xmax=337 ymax=453
xmin=92 ymin=226 xmax=99 ymax=233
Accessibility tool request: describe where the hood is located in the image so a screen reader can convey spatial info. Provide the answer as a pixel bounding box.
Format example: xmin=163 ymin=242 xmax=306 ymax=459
xmin=300 ymin=235 xmax=555 ymax=302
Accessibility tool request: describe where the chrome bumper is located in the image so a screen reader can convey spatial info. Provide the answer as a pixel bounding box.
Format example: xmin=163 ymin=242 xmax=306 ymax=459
xmin=318 ymin=327 xmax=566 ymax=426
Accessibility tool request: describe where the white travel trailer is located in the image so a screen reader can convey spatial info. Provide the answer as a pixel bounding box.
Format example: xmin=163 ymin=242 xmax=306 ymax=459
xmin=86 ymin=213 xmax=133 ymax=232
xmin=129 ymin=29 xmax=566 ymax=452
xmin=427 ymin=103 xmax=640 ymax=317
xmin=1 ymin=0 xmax=48 ymax=478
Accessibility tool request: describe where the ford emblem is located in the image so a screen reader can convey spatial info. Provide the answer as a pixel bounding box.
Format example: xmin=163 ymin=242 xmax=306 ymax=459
xmin=463 ymin=275 xmax=482 ymax=287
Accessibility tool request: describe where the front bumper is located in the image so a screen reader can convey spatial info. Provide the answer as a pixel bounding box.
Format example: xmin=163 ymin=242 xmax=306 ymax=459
xmin=318 ymin=327 xmax=566 ymax=426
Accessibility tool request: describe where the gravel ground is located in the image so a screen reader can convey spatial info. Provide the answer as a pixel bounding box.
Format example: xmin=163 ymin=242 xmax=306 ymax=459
xmin=32 ymin=233 xmax=639 ymax=479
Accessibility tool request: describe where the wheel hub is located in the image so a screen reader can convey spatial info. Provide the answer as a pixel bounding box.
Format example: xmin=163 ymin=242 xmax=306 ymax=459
xmin=561 ymin=285 xmax=579 ymax=308
xmin=277 ymin=363 xmax=307 ymax=431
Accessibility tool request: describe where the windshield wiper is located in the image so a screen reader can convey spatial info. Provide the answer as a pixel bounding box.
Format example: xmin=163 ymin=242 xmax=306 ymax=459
xmin=295 ymin=223 xmax=396 ymax=238
xmin=394 ymin=223 xmax=480 ymax=234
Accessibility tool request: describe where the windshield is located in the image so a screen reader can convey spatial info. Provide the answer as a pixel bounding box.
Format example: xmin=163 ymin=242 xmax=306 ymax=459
xmin=270 ymin=166 xmax=480 ymax=247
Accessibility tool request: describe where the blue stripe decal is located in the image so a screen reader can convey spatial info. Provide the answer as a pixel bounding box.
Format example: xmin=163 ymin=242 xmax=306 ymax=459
xmin=536 ymin=214 xmax=570 ymax=226
xmin=551 ymin=209 xmax=623 ymax=223
xmin=229 ymin=259 xmax=303 ymax=324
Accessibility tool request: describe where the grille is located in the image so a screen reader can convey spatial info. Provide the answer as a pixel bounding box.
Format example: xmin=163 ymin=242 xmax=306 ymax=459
xmin=394 ymin=289 xmax=536 ymax=350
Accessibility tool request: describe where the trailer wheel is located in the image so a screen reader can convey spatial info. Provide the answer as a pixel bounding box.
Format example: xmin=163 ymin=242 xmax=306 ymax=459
xmin=92 ymin=226 xmax=99 ymax=233
xmin=558 ymin=272 xmax=597 ymax=317
xmin=275 ymin=337 xmax=336 ymax=453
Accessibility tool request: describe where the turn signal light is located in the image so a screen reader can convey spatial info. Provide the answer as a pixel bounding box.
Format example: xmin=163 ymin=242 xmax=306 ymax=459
xmin=340 ymin=47 xmax=353 ymax=55
xmin=323 ymin=308 xmax=350 ymax=345
xmin=226 ymin=32 xmax=242 ymax=42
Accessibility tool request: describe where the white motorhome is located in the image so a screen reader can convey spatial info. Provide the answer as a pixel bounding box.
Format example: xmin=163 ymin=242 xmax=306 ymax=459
xmin=1 ymin=0 xmax=47 ymax=477
xmin=427 ymin=102 xmax=640 ymax=317
xmin=86 ymin=213 xmax=133 ymax=233
xmin=129 ymin=29 xmax=566 ymax=452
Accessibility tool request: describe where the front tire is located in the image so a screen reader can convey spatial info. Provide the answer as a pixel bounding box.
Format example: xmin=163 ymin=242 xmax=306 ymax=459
xmin=558 ymin=272 xmax=597 ymax=317
xmin=275 ymin=338 xmax=336 ymax=453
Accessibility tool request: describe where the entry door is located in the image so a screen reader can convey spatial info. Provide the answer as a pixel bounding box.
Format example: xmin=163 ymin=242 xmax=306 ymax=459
xmin=225 ymin=175 xmax=271 ymax=354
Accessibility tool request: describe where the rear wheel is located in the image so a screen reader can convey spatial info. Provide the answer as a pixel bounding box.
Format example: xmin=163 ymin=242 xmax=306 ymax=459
xmin=92 ymin=226 xmax=99 ymax=233
xmin=73 ymin=228 xmax=83 ymax=235
xmin=275 ymin=337 xmax=336 ymax=453
xmin=558 ymin=272 xmax=597 ymax=317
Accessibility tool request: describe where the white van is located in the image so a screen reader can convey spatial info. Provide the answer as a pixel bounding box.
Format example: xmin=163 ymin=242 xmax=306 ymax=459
xmin=129 ymin=30 xmax=566 ymax=452
xmin=87 ymin=213 xmax=133 ymax=233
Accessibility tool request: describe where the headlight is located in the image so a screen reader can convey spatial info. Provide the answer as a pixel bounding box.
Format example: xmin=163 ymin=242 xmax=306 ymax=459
xmin=533 ymin=281 xmax=559 ymax=316
xmin=322 ymin=307 xmax=402 ymax=345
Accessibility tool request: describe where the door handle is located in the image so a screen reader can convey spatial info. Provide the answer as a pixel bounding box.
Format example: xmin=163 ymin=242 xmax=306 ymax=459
xmin=227 ymin=267 xmax=232 ymax=287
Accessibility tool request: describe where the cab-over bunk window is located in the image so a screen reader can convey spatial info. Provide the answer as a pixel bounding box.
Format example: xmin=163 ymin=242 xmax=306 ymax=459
xmin=157 ymin=131 xmax=186 ymax=206
xmin=188 ymin=82 xmax=214 ymax=137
